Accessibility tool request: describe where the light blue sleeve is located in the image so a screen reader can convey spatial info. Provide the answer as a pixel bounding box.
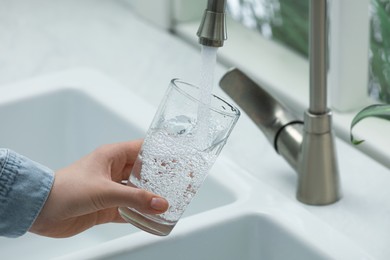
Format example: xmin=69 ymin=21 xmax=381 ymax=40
xmin=0 ymin=149 xmax=54 ymax=237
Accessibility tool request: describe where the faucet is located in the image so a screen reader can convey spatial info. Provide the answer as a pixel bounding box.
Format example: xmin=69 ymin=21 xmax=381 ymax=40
xmin=197 ymin=0 xmax=341 ymax=205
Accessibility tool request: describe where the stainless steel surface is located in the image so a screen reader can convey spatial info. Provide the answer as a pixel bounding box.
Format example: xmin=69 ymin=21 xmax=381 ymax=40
xmin=297 ymin=111 xmax=340 ymax=205
xmin=217 ymin=0 xmax=341 ymax=205
xmin=297 ymin=0 xmax=340 ymax=205
xmin=220 ymin=68 xmax=303 ymax=171
xmin=197 ymin=0 xmax=227 ymax=47
xmin=206 ymin=0 xmax=225 ymax=12
xmin=276 ymin=123 xmax=303 ymax=171
xmin=310 ymin=0 xmax=327 ymax=114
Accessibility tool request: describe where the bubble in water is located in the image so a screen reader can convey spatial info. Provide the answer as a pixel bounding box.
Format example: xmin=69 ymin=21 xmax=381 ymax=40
xmin=197 ymin=45 xmax=218 ymax=148
xmin=129 ymin=128 xmax=217 ymax=224
xmin=162 ymin=115 xmax=196 ymax=136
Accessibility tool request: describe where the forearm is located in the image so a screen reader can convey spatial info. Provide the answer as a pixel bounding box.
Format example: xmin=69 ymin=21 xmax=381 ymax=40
xmin=0 ymin=149 xmax=54 ymax=237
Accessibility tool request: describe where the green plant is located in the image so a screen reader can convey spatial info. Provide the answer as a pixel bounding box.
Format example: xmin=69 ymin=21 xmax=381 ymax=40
xmin=350 ymin=1 xmax=390 ymax=145
xmin=370 ymin=0 xmax=390 ymax=103
xmin=350 ymin=104 xmax=390 ymax=145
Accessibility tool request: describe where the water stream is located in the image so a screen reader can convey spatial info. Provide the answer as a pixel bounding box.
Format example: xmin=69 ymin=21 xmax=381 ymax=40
xmin=197 ymin=45 xmax=218 ymax=149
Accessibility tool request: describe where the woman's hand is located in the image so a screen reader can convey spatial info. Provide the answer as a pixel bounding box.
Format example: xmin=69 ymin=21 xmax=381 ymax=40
xmin=29 ymin=140 xmax=168 ymax=238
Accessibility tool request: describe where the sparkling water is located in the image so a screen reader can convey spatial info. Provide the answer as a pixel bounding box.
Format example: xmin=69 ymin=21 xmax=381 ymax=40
xmin=199 ymin=45 xmax=218 ymax=107
xmin=129 ymin=116 xmax=217 ymax=224
xmin=196 ymin=45 xmax=218 ymax=148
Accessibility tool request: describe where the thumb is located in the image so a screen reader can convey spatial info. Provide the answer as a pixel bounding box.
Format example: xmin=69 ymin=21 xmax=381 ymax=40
xmin=101 ymin=182 xmax=169 ymax=214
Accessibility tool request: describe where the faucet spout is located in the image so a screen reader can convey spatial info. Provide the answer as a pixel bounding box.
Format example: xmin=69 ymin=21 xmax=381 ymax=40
xmin=197 ymin=0 xmax=227 ymax=47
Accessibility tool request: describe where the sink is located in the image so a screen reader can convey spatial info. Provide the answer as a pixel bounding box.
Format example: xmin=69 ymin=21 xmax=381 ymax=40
xmin=56 ymin=204 xmax=369 ymax=260
xmin=0 ymin=69 xmax=376 ymax=260
xmin=0 ymin=69 xmax=241 ymax=259
xmin=0 ymin=88 xmax=144 ymax=170
xmin=61 ymin=213 xmax=333 ymax=260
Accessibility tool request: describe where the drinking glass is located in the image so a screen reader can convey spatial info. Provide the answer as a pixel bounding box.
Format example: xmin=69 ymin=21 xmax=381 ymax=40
xmin=118 ymin=79 xmax=240 ymax=236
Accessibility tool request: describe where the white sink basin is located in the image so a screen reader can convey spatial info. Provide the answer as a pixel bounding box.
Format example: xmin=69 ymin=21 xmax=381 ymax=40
xmin=0 ymin=88 xmax=144 ymax=170
xmin=0 ymin=70 xmax=241 ymax=259
xmin=61 ymin=213 xmax=334 ymax=260
xmin=57 ymin=183 xmax=368 ymax=260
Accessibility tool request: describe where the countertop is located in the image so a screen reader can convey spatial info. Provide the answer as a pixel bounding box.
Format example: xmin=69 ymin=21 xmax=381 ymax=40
xmin=1 ymin=1 xmax=390 ymax=259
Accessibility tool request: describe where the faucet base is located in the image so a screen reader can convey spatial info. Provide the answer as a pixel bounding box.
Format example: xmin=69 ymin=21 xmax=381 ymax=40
xmin=297 ymin=110 xmax=341 ymax=205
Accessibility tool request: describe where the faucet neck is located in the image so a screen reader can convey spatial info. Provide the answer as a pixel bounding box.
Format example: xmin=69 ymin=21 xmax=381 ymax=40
xmin=309 ymin=0 xmax=328 ymax=114
xmin=206 ymin=0 xmax=226 ymax=13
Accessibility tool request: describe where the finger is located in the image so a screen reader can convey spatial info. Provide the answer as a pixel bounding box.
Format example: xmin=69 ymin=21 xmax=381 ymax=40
xmin=100 ymin=182 xmax=169 ymax=215
xmin=87 ymin=140 xmax=143 ymax=166
xmin=122 ymin=139 xmax=143 ymax=162
xmin=95 ymin=140 xmax=143 ymax=182
xmin=94 ymin=208 xmax=127 ymax=225
xmin=110 ymin=139 xmax=143 ymax=165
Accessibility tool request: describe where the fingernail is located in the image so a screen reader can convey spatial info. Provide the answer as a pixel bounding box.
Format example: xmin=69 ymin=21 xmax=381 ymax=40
xmin=150 ymin=197 xmax=168 ymax=211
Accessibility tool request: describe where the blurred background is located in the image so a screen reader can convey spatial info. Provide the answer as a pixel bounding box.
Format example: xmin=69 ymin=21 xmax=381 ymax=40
xmin=225 ymin=0 xmax=390 ymax=104
xmin=0 ymin=0 xmax=387 ymax=104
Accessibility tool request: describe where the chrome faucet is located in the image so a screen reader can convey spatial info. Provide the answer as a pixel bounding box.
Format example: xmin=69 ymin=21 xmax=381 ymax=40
xmin=198 ymin=0 xmax=341 ymax=205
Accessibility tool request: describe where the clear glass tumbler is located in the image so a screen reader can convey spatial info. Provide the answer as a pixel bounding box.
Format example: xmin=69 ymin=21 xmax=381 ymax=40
xmin=118 ymin=79 xmax=240 ymax=236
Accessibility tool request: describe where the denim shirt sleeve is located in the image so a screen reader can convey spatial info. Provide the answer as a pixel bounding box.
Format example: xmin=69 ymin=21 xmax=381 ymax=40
xmin=0 ymin=149 xmax=54 ymax=237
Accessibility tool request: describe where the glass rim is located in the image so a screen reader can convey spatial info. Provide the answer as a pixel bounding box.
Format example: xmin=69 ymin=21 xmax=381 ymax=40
xmin=171 ymin=78 xmax=241 ymax=118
